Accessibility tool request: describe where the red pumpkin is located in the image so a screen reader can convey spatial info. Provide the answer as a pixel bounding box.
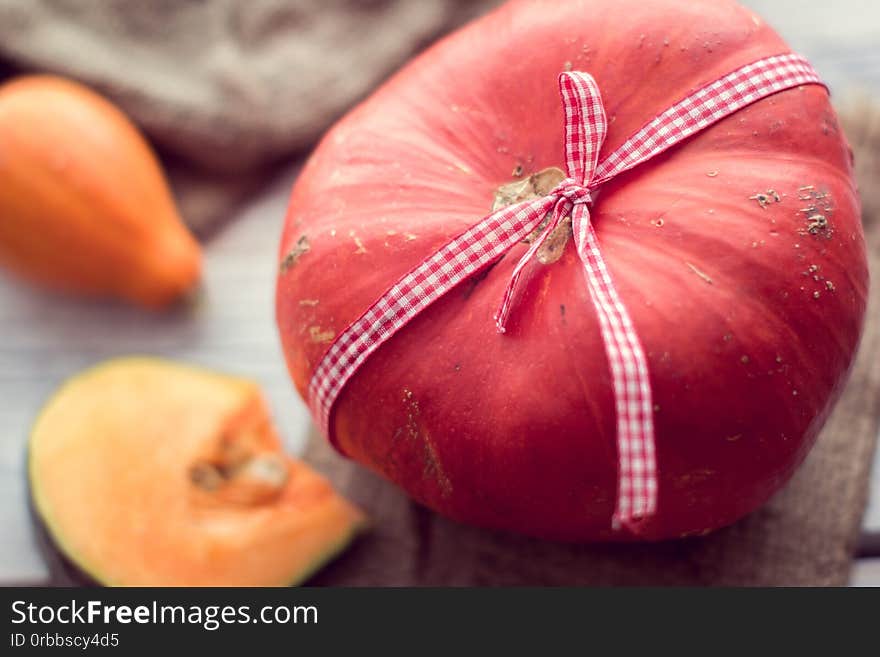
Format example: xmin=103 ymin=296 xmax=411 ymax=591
xmin=276 ymin=0 xmax=867 ymax=541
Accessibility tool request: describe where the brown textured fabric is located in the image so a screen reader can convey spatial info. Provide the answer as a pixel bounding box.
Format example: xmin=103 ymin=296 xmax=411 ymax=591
xmin=305 ymin=104 xmax=880 ymax=586
xmin=0 ymin=0 xmax=498 ymax=232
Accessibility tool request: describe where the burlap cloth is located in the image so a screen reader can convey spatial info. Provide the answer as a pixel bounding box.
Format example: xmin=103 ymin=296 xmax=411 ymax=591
xmin=0 ymin=0 xmax=497 ymax=233
xmin=0 ymin=1 xmax=877 ymax=584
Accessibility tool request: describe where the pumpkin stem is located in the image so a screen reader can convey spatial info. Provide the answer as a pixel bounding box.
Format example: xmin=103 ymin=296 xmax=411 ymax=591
xmin=492 ymin=166 xmax=573 ymax=257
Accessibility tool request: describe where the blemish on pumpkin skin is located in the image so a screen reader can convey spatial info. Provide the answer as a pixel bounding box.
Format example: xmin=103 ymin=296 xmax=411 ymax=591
xmin=680 ymin=528 xmax=714 ymax=538
xmin=308 ymin=326 xmax=334 ymax=343
xmin=447 ymin=161 xmax=472 ymax=175
xmin=749 ymin=189 xmax=780 ymax=209
xmin=674 ymin=468 xmax=716 ymax=489
xmin=349 ymin=231 xmax=367 ymax=254
xmin=797 ymin=187 xmax=834 ymax=238
xmin=420 ymin=433 xmax=452 ymax=498
xmin=398 ymin=388 xmax=452 ymax=498
xmin=280 ymin=235 xmax=310 ymax=272
xmin=684 ymin=261 xmax=713 ymax=285
xmin=806 ymin=214 xmax=829 ymax=234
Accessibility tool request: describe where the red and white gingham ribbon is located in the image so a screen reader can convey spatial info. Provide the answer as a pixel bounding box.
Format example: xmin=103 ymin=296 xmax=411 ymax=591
xmin=306 ymin=52 xmax=824 ymax=531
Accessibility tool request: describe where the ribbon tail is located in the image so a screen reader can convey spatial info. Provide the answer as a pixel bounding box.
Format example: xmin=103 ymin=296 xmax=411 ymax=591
xmin=494 ymin=198 xmax=570 ymax=333
xmin=571 ymin=206 xmax=658 ymax=532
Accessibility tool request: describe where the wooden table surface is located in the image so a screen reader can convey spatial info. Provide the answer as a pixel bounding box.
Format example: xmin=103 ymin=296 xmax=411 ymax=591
xmin=1 ymin=0 xmax=878 ymax=585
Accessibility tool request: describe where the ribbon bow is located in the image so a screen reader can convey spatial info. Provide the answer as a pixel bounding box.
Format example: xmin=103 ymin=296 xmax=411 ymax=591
xmin=494 ymin=73 xmax=605 ymax=334
xmin=494 ymin=73 xmax=656 ymax=528
xmin=307 ymin=53 xmax=824 ymax=532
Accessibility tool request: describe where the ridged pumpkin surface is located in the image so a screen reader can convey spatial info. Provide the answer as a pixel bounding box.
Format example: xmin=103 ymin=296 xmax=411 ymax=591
xmin=277 ymin=0 xmax=867 ymax=540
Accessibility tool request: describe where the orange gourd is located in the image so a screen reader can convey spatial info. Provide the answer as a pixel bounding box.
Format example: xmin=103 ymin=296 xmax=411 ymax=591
xmin=0 ymin=76 xmax=201 ymax=309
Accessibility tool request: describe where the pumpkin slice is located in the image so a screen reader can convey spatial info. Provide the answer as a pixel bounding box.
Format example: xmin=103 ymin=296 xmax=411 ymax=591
xmin=29 ymin=357 xmax=367 ymax=586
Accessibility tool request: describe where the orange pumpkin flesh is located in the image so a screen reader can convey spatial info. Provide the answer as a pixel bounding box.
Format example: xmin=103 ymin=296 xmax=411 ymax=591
xmin=0 ymin=76 xmax=201 ymax=309
xmin=29 ymin=358 xmax=367 ymax=586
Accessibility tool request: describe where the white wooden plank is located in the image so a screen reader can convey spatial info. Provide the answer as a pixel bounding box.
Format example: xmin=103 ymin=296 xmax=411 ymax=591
xmin=850 ymin=558 xmax=880 ymax=586
xmin=0 ymin=166 xmax=310 ymax=584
